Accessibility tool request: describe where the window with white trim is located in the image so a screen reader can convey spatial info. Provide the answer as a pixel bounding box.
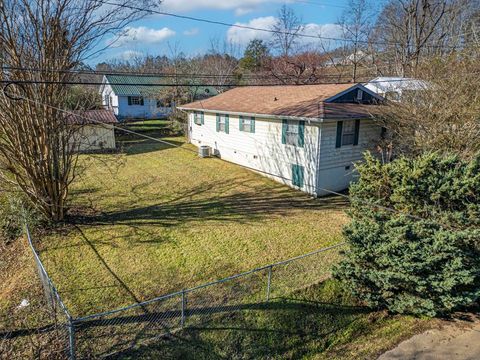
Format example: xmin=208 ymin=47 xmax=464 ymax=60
xmin=342 ymin=120 xmax=356 ymax=146
xmin=285 ymin=121 xmax=299 ymax=146
xmin=194 ymin=111 xmax=204 ymax=125
xmin=130 ymin=96 xmax=143 ymax=105
xmin=218 ymin=114 xmax=227 ymax=132
xmin=239 ymin=116 xmax=255 ymax=133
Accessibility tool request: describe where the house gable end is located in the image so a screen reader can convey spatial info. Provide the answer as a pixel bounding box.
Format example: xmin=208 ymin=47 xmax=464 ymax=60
xmin=325 ymin=84 xmax=384 ymax=104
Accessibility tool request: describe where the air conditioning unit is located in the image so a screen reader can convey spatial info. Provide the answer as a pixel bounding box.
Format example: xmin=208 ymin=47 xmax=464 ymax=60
xmin=199 ymin=145 xmax=212 ymax=158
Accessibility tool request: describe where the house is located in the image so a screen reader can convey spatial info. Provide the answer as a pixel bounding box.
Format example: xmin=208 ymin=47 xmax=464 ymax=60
xmin=66 ymin=109 xmax=117 ymax=152
xmin=100 ymin=74 xmax=217 ymax=120
xmin=178 ymin=84 xmax=384 ymax=196
xmin=364 ymin=76 xmax=428 ymax=101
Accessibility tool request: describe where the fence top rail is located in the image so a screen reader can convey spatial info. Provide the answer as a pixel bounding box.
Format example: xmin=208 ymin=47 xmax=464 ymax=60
xmin=74 ymin=241 xmax=347 ymax=323
xmin=25 ymin=225 xmax=72 ymax=319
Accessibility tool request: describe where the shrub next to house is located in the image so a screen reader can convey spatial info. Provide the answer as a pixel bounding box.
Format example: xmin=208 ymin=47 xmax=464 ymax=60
xmin=335 ymin=152 xmax=480 ymax=316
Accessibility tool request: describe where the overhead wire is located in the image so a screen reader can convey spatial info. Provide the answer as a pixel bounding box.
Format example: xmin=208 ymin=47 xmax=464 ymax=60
xmin=98 ymin=0 xmax=468 ymax=50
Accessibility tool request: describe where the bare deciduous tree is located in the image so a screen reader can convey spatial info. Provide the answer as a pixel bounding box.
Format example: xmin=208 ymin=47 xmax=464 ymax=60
xmin=0 ymin=0 xmax=158 ymax=221
xmin=373 ymin=0 xmax=478 ymax=76
xmin=378 ymin=53 xmax=480 ymax=159
xmin=270 ymin=5 xmax=305 ymax=57
xmin=338 ymin=0 xmax=374 ymax=82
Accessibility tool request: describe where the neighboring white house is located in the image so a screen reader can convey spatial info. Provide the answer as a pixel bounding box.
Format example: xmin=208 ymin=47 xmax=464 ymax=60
xmin=364 ymin=76 xmax=428 ymax=101
xmin=178 ymin=83 xmax=384 ymax=196
xmin=100 ymin=74 xmax=217 ymax=120
xmin=67 ymin=110 xmax=117 ymax=152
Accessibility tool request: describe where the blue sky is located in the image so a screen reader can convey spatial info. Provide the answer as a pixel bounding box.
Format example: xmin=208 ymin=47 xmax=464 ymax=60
xmin=93 ymin=0 xmax=353 ymax=65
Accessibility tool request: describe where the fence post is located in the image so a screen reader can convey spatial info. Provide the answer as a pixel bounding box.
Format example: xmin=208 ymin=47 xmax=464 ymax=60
xmin=68 ymin=316 xmax=76 ymax=360
xmin=266 ymin=266 xmax=272 ymax=302
xmin=181 ymin=290 xmax=187 ymax=327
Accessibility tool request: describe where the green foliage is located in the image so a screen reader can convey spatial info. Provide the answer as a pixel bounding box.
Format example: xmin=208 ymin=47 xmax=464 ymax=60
xmin=65 ymin=85 xmax=102 ymax=110
xmin=239 ymin=39 xmax=270 ymax=71
xmin=0 ymin=193 xmax=42 ymax=242
xmin=335 ymin=152 xmax=480 ymax=316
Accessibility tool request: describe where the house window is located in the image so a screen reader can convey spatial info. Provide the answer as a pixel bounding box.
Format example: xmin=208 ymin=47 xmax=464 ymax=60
xmin=342 ymin=120 xmax=356 ymax=145
xmin=104 ymin=95 xmax=109 ymax=106
xmin=128 ymin=96 xmax=144 ymax=106
xmin=194 ymin=111 xmax=204 ymax=125
xmin=216 ymin=114 xmax=229 ymax=133
xmin=239 ymin=116 xmax=255 ymax=133
xmin=282 ymin=120 xmax=305 ymax=147
xmin=336 ymin=120 xmax=360 ymax=148
xmin=292 ymin=164 xmax=304 ymax=188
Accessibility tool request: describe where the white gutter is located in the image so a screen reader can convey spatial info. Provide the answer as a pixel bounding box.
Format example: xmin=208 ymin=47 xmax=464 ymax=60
xmin=176 ymin=107 xmax=324 ymax=123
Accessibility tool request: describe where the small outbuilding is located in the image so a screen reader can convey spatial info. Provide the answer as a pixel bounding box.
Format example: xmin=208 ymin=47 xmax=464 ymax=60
xmin=67 ymin=110 xmax=118 ymax=152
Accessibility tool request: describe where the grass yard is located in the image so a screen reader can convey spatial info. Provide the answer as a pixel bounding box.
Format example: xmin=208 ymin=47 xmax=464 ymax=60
xmin=38 ymin=132 xmax=349 ymax=317
xmin=113 ymin=280 xmax=435 ymax=360
xmin=0 ymin=125 xmax=439 ymax=359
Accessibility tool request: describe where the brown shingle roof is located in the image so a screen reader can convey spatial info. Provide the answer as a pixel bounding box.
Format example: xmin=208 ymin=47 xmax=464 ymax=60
xmin=66 ymin=110 xmax=118 ymax=125
xmin=178 ymin=84 xmax=381 ymax=120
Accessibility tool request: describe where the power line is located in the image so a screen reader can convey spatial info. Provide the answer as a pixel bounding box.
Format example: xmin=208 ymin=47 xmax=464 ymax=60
xmin=1 ymin=74 xmax=449 ymax=87
xmin=99 ymin=0 xmax=465 ymax=50
xmin=1 ymin=66 xmax=355 ymax=79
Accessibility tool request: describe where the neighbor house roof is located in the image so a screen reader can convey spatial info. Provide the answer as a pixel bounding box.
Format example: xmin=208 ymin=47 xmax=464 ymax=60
xmin=364 ymin=77 xmax=428 ymax=93
xmin=178 ymin=84 xmax=382 ymax=120
xmin=66 ymin=109 xmax=118 ymax=125
xmin=103 ymin=74 xmax=218 ymax=98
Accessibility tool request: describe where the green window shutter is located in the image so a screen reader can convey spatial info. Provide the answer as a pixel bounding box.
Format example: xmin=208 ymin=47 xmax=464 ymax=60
xmin=282 ymin=119 xmax=287 ymax=144
xmin=251 ymin=117 xmax=255 ymax=133
xmin=239 ymin=116 xmax=243 ymax=131
xmin=127 ymin=96 xmax=132 ymax=105
xmin=336 ymin=121 xmax=343 ymax=148
xmin=216 ymin=113 xmax=220 ymax=132
xmin=292 ymin=164 xmax=304 ymax=188
xmin=353 ymin=119 xmax=360 ymax=145
xmin=225 ymin=114 xmax=229 ymax=134
xmin=140 ymin=97 xmax=144 ymax=106
xmin=298 ymin=120 xmax=305 ymax=147
xmin=201 ymin=112 xmax=204 ymax=125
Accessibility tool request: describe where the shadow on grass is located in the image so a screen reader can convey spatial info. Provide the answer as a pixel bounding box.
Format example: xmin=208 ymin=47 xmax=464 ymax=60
xmin=116 ymin=138 xmax=186 ymax=156
xmin=105 ymin=285 xmax=370 ymax=360
xmin=74 ymin=179 xmax=349 ymax=228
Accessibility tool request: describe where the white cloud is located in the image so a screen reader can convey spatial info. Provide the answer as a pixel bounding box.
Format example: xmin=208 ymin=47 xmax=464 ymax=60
xmin=303 ymin=23 xmax=343 ymax=41
xmin=227 ymin=17 xmax=343 ymax=48
xmin=227 ymin=16 xmax=276 ymax=45
xmin=119 ymin=50 xmax=144 ymax=61
xmin=161 ymin=0 xmax=282 ymax=13
xmin=116 ymin=26 xmax=175 ymax=46
xmin=235 ymin=7 xmax=255 ymax=16
xmin=183 ymin=28 xmax=199 ymax=36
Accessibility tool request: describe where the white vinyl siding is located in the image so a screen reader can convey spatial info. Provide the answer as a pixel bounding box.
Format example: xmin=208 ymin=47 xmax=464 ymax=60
xmin=190 ymin=112 xmax=319 ymax=195
xmin=189 ymin=111 xmax=381 ymax=197
xmin=317 ymin=119 xmax=382 ymax=194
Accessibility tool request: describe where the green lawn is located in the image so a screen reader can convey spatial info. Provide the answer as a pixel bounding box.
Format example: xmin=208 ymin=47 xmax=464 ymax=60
xmin=39 ymin=135 xmax=349 ymax=317
xmin=2 ymin=129 xmax=439 ymax=359
xmin=111 ymin=280 xmax=434 ymax=360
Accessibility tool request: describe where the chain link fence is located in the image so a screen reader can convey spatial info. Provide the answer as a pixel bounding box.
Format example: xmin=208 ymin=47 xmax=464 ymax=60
xmin=27 ymin=224 xmax=346 ymax=359
xmin=26 ymin=225 xmax=75 ymax=359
